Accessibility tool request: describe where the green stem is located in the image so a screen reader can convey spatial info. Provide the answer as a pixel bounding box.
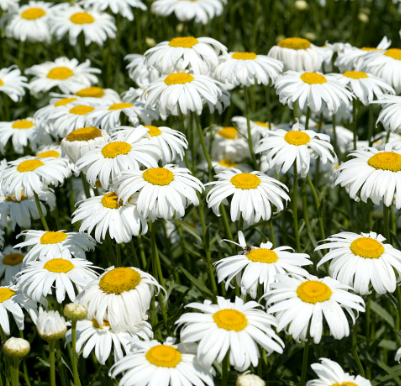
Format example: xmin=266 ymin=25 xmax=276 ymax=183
xmin=332 ymin=114 xmax=341 ymax=159
xmin=56 ymin=341 xmax=69 ymax=386
xmin=352 ymin=323 xmax=366 ymax=377
xmin=80 ymin=174 xmax=91 ymax=199
xmin=194 ymin=113 xmax=215 ymax=180
xmin=293 ymin=163 xmax=301 ymax=253
xmin=304 ymin=106 xmax=311 ymax=131
xmin=34 ymin=192 xmax=49 ymax=231
xmin=49 ymin=340 xmax=56 ymax=386
xmin=244 ymin=87 xmax=258 ymax=170
xmin=175 ymin=219 xmax=191 ymax=269
xmin=116 ymin=243 xmax=121 ymax=267
xmin=71 ymin=321 xmax=80 ymax=386
xmin=105 ymin=234 xmax=117 ymax=266
xmin=53 ymin=205 xmax=61 ymax=231
xmin=396 ymin=287 xmax=401 ymax=344
xmin=299 ymin=338 xmax=310 ymax=386
xmin=128 ymin=240 xmax=140 ymax=268
xmin=137 ymin=235 xmax=147 ymax=270
xmin=220 ymin=204 xmax=233 ymax=241
xmin=269 ymin=220 xmax=276 ymax=248
xmin=222 ymin=352 xmax=229 ymax=386
xmin=383 ymin=205 xmax=390 ymax=242
xmin=293 ymin=103 xmax=299 ymax=121
xmin=306 ymin=173 xmax=326 ymax=241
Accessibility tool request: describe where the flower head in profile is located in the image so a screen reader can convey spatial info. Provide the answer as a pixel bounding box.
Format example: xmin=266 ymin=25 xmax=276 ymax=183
xmin=0 ymin=66 xmax=28 ymax=102
xmin=37 ymin=308 xmax=67 ymax=341
xmin=372 ymin=95 xmax=401 ymax=133
xmin=80 ymin=0 xmax=146 ymax=21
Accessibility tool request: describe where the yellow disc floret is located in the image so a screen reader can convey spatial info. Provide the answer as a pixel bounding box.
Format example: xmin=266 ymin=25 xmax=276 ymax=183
xmin=108 ymin=103 xmax=134 ymax=111
xmin=277 ymin=37 xmax=311 ymax=50
xmin=70 ymin=12 xmax=94 ymax=24
xmin=40 ymin=231 xmax=68 ymax=245
xmin=231 ymin=52 xmax=257 ymax=60
xmin=99 ymin=267 xmax=141 ymax=294
xmin=169 ymin=37 xmax=199 ymax=48
xmin=47 ymin=67 xmax=74 ymax=80
xmin=164 ymin=73 xmax=194 ymax=85
xmin=92 ymin=318 xmax=111 ymax=330
xmin=217 ymin=127 xmax=238 ymax=140
xmin=36 ymin=150 xmax=60 ymax=159
xmin=384 ymin=48 xmax=401 ymax=60
xmin=146 ymin=345 xmax=182 ymax=368
xmin=21 ymin=8 xmax=46 ymax=20
xmin=12 ymin=120 xmax=35 ymax=130
xmin=213 ymin=309 xmax=248 ymax=331
xmin=144 ymin=125 xmax=162 ymax=137
xmin=230 ymin=173 xmax=261 ymax=189
xmin=2 ymin=253 xmax=24 ymax=266
xmin=101 ymin=142 xmax=132 ymax=158
xmin=66 ymin=127 xmax=102 ymax=142
xmin=55 ymin=98 xmax=78 ymax=107
xmin=247 ymin=248 xmax=278 ymax=263
xmin=143 ymin=168 xmax=174 ymax=186
xmin=69 ymin=106 xmax=95 ymax=115
xmin=43 ymin=259 xmax=74 ymax=273
xmin=284 ymin=131 xmax=311 ymax=146
xmin=17 ymin=159 xmax=44 ymax=173
xmin=255 ymin=122 xmax=270 ymax=128
xmin=368 ymin=152 xmax=401 ymax=172
xmin=350 ymin=237 xmax=384 ymax=259
xmin=218 ymin=159 xmax=238 ymax=168
xmin=0 ymin=288 xmax=16 ymax=303
xmin=75 ymin=87 xmax=105 ymax=98
xmin=297 ymin=281 xmax=332 ymax=304
xmin=300 ymin=72 xmax=327 ymax=84
xmin=343 ymin=71 xmax=369 ymax=79
xmin=101 ymin=192 xmax=123 ymax=209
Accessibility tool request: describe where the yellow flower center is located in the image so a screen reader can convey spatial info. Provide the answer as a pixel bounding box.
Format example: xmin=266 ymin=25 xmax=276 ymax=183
xmin=343 ymin=71 xmax=369 ymax=79
xmin=101 ymin=142 xmax=132 ymax=158
xmin=332 ymin=383 xmax=358 ymax=386
xmin=213 ymin=309 xmax=248 ymax=331
xmin=231 ymin=173 xmax=261 ymax=189
xmin=247 ymin=248 xmax=278 ymax=263
xmin=350 ymin=237 xmax=384 ymax=259
xmin=368 ymin=152 xmax=401 ymax=172
xmin=2 ymin=253 xmax=24 ymax=266
xmin=217 ymin=127 xmax=238 ymax=140
xmin=70 ymin=12 xmax=94 ymax=24
xmin=284 ymin=131 xmax=311 ymax=146
xmin=75 ymin=87 xmax=105 ymax=98
xmin=40 ymin=231 xmax=68 ymax=244
xmin=0 ymin=288 xmax=16 ymax=303
xmin=43 ymin=258 xmax=74 ymax=273
xmin=231 ymin=52 xmax=257 ymax=60
xmin=36 ymin=150 xmax=60 ymax=158
xmin=384 ymin=48 xmax=401 ymax=60
xmin=69 ymin=106 xmax=95 ymax=115
xmin=108 ymin=103 xmax=134 ymax=111
xmin=218 ymin=159 xmax=238 ymax=168
xmin=144 ymin=125 xmax=162 ymax=137
xmin=301 ymin=72 xmax=327 ymax=84
xmin=101 ymin=192 xmax=123 ymax=209
xmin=99 ymin=267 xmax=141 ymax=294
xmin=47 ymin=67 xmax=74 ymax=80
xmin=146 ymin=345 xmax=182 ymax=368
xmin=277 ymin=37 xmax=311 ymax=50
xmin=143 ymin=168 xmax=174 ymax=186
xmin=12 ymin=120 xmax=35 ymax=130
xmin=17 ymin=159 xmax=44 ymax=173
xmin=297 ymin=281 xmax=332 ymax=304
xmin=255 ymin=122 xmax=270 ymax=128
xmin=66 ymin=127 xmax=102 ymax=142
xmin=55 ymin=98 xmax=78 ymax=107
xmin=164 ymin=73 xmax=194 ymax=85
xmin=0 ymin=79 xmax=3 ymax=87
xmin=169 ymin=36 xmax=199 ymax=48
xmin=361 ymin=47 xmax=379 ymax=51
xmin=92 ymin=318 xmax=111 ymax=329
xmin=21 ymin=8 xmax=46 ymax=20
xmin=5 ymin=192 xmax=28 ymax=203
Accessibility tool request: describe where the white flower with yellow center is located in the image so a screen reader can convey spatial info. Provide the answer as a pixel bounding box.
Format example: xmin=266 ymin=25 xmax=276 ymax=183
xmin=0 ymin=66 xmax=28 ymax=102
xmin=372 ymin=95 xmax=401 ymax=133
xmin=14 ymin=230 xmax=96 ymax=263
xmin=335 ymin=144 xmax=401 ymax=207
xmin=144 ymin=36 xmax=227 ymax=75
xmin=307 ymin=358 xmax=372 ymax=386
xmin=256 ymin=121 xmax=336 ymax=178
xmin=176 ymin=297 xmax=284 ymax=371
xmin=275 ymin=71 xmax=353 ymax=113
xmin=71 ymin=192 xmax=148 ymax=243
xmin=206 ymin=169 xmax=289 ymax=224
xmin=264 ymin=274 xmax=365 ymax=344
xmin=77 ymin=266 xmax=164 ymax=331
xmin=151 ymin=0 xmax=226 ymax=24
xmin=316 ymin=231 xmax=401 ymax=295
xmin=214 ymin=51 xmax=283 ymax=88
xmin=52 ymin=86 xmax=121 ymax=106
xmin=26 ymin=57 xmax=100 ymax=95
xmin=209 ymin=126 xmax=249 ymax=162
xmin=268 ymin=37 xmax=322 ymax=72
xmin=140 ymin=72 xmax=222 ymax=116
xmin=5 ymin=1 xmax=53 ymax=43
xmin=216 ymin=231 xmax=312 ymax=298
xmin=0 ymin=247 xmax=25 ymax=285
xmin=80 ymin=0 xmax=146 ymax=21
xmin=125 ymin=54 xmax=160 ymax=87
xmin=115 ymin=165 xmax=204 ymax=221
xmin=110 ymin=337 xmax=214 ymax=386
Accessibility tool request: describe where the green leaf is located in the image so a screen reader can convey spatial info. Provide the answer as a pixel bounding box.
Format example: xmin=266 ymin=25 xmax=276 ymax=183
xmin=180 ymin=266 xmax=215 ymax=298
xmin=178 ymin=220 xmax=202 ymax=242
xmin=371 ymin=300 xmax=395 ymax=328
xmin=37 ymin=357 xmax=50 ymax=368
xmin=372 ymin=365 xmax=401 ymax=385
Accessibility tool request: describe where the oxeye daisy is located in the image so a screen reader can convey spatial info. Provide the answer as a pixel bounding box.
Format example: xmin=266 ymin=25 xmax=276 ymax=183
xmin=316 ymin=231 xmax=401 ymax=295
xmin=264 ymin=274 xmax=365 ymax=344
xmin=0 ymin=247 xmax=26 ymax=285
xmin=71 ymin=192 xmax=148 ymax=243
xmin=77 ymin=266 xmax=164 ymax=331
xmin=209 ymin=126 xmax=249 ymax=162
xmin=268 ymin=37 xmax=322 ymax=72
xmin=110 ymin=337 xmax=215 ymax=386
xmin=34 ymin=97 xmax=80 ymax=128
xmin=144 ymin=36 xmax=227 ymax=75
xmin=372 ymin=95 xmax=401 ymax=133
xmin=125 ymin=54 xmax=160 ymax=88
xmin=80 ymin=0 xmax=146 ymax=21
xmin=275 ymin=71 xmax=354 ymax=113
xmin=214 ymin=52 xmax=283 ymax=88
xmin=215 ymin=231 xmax=312 ymax=298
xmin=115 ymin=164 xmax=204 ymax=221
xmin=175 ymin=296 xmax=284 ymax=371
xmin=0 ymin=66 xmax=28 ymax=102
xmin=256 ymin=121 xmax=336 ymax=177
xmin=206 ymin=169 xmax=289 ymax=223
xmin=70 ymin=86 xmax=121 ymax=104
xmin=49 ymin=5 xmax=116 ymax=46
xmin=14 ymin=230 xmax=96 ymax=263
xmin=26 ymin=58 xmax=100 ymax=95
xmin=36 ymin=308 xmax=66 ymax=341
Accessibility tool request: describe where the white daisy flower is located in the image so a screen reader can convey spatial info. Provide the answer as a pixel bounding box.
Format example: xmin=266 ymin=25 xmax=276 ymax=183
xmin=151 ymin=0 xmax=226 ymax=25
xmin=372 ymin=95 xmax=401 ymax=133
xmin=0 ymin=247 xmax=26 ymax=285
xmin=214 ymin=51 xmax=283 ymax=88
xmin=216 ymin=231 xmax=312 ymax=298
xmin=110 ymin=337 xmax=215 ymax=386
xmin=49 ymin=4 xmax=116 ymax=46
xmin=115 ymin=164 xmax=204 ymax=221
xmin=14 ymin=230 xmax=96 ymax=263
xmin=175 ymin=296 xmax=284 ymax=371
xmin=144 ymin=36 xmax=227 ymax=75
xmin=373 ymin=131 xmax=401 ymax=150
xmin=209 ymin=126 xmax=249 ymax=162
xmin=316 ymin=231 xmax=401 ymax=295
xmin=0 ymin=66 xmax=28 ymax=102
xmin=77 ymin=266 xmax=164 ymax=331
xmin=125 ymin=54 xmax=160 ymax=87
xmin=80 ymin=0 xmax=146 ymax=21
xmin=5 ymin=1 xmax=53 ymax=43
xmin=51 ymin=87 xmax=121 ymax=106
xmin=268 ymin=37 xmax=323 ymax=72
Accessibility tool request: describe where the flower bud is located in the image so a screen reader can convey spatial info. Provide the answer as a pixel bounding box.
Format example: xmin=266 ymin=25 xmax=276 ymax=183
xmin=358 ymin=12 xmax=369 ymax=23
xmin=295 ymin=0 xmax=309 ymax=10
xmin=64 ymin=303 xmax=88 ymax=321
xmin=304 ymin=32 xmax=316 ymax=41
xmin=37 ymin=308 xmax=67 ymax=342
xmin=237 ymin=372 xmax=265 ymax=386
xmin=3 ymin=337 xmax=30 ymax=359
xmin=146 ymin=37 xmax=156 ymax=47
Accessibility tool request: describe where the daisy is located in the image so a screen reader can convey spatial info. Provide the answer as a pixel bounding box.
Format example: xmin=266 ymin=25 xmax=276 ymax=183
xmin=144 ymin=36 xmax=227 ymax=75
xmin=275 ymin=71 xmax=353 ymax=113
xmin=264 ymin=274 xmax=365 ymax=344
xmin=36 ymin=308 xmax=67 ymax=341
xmin=26 ymin=57 xmax=100 ymax=95
xmin=71 ymin=192 xmax=148 ymax=243
xmin=80 ymin=0 xmax=146 ymax=21
xmin=110 ymin=337 xmax=215 ymax=386
xmin=316 ymin=231 xmax=401 ymax=295
xmin=206 ymin=169 xmax=289 ymax=223
xmin=0 ymin=66 xmax=28 ymax=102
xmin=71 ymin=86 xmax=121 ymax=103
xmin=49 ymin=4 xmax=116 ymax=46
xmin=175 ymin=296 xmax=284 ymax=371
xmin=209 ymin=126 xmax=249 ymax=161
xmin=335 ymin=144 xmax=401 ymax=208
xmin=34 ymin=97 xmax=80 ymax=129
xmin=14 ymin=230 xmax=96 ymax=263
xmin=151 ymin=0 xmax=226 ymax=25
xmin=76 ymin=266 xmax=164 ymax=331
xmin=5 ymin=1 xmax=53 ymax=43
xmin=372 ymin=95 xmax=401 ymax=133
xmin=214 ymin=52 xmax=283 ymax=88
xmin=268 ymin=37 xmax=322 ymax=72
xmin=215 ymin=231 xmax=312 ymax=298
xmin=125 ymin=54 xmax=160 ymax=88
xmin=115 ymin=164 xmax=204 ymax=221
xmin=0 ymin=246 xmax=26 ymax=285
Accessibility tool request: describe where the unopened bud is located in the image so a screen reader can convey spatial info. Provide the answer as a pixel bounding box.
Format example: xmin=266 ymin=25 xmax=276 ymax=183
xmin=37 ymin=308 xmax=67 ymax=342
xmin=295 ymin=0 xmax=308 ymax=10
xmin=3 ymin=337 xmax=30 ymax=359
xmin=64 ymin=303 xmax=88 ymax=321
xmin=237 ymin=372 xmax=265 ymax=386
